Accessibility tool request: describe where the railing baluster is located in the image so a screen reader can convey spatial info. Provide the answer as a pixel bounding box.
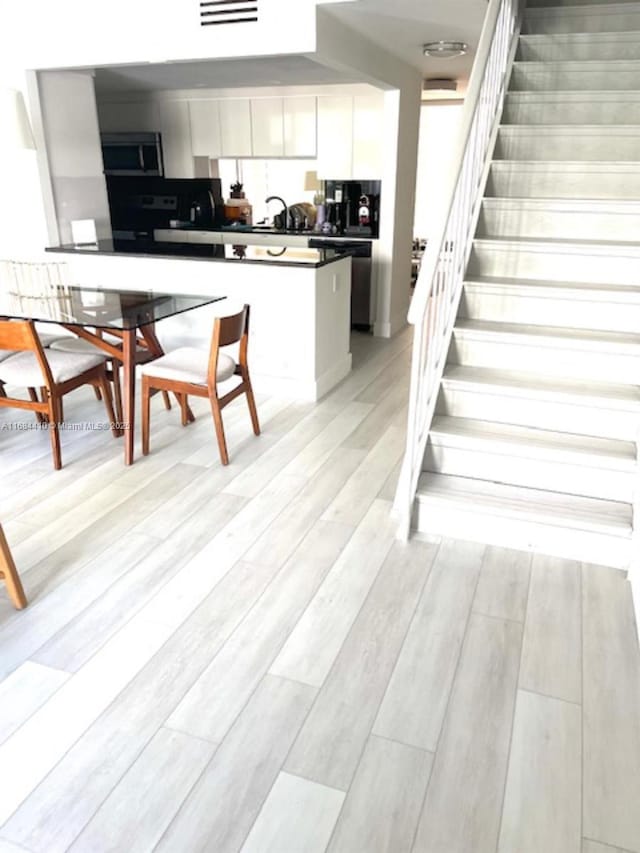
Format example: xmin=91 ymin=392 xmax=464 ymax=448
xmin=394 ymin=0 xmax=524 ymax=537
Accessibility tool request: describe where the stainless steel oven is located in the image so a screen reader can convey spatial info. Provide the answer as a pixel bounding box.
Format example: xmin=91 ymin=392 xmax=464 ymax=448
xmin=101 ymin=132 xmax=164 ymax=176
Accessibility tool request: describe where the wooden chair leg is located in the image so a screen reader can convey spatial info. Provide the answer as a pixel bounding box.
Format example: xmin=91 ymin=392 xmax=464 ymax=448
xmin=48 ymin=392 xmax=62 ymax=470
xmin=96 ymin=372 xmax=118 ymax=438
xmin=162 ymin=390 xmax=172 ymax=411
xmin=111 ymin=362 xmax=123 ymax=425
xmin=40 ymin=387 xmax=49 ymax=423
xmin=93 ymin=385 xmax=102 ymax=401
xmin=0 ymin=524 xmax=27 ymax=610
xmin=209 ymin=393 xmax=229 ymax=465
xmin=0 ymin=381 xmax=5 ymax=398
xmin=142 ymin=376 xmax=151 ymax=456
xmin=179 ymin=394 xmax=189 ymax=427
xmin=244 ymin=375 xmax=261 ymax=436
xmin=28 ymin=387 xmax=44 ymax=423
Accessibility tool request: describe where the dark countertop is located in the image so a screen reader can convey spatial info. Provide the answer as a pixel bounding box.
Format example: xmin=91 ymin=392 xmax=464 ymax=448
xmin=46 ymin=240 xmax=354 ymax=268
xmin=160 ymin=224 xmax=377 ymax=241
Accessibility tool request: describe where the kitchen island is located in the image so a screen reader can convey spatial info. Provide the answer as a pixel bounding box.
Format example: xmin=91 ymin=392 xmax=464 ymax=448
xmin=46 ymin=240 xmax=353 ymax=401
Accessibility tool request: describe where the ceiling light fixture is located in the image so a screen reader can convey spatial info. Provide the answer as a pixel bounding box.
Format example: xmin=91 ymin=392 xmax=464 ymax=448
xmin=423 ymin=41 xmax=468 ymax=59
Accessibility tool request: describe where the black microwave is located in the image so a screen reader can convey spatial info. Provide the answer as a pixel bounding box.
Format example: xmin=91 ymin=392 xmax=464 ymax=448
xmin=101 ymin=132 xmax=164 ymax=176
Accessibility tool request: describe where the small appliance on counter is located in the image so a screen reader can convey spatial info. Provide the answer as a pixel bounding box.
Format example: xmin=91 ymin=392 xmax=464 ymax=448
xmin=323 ymin=180 xmax=381 ymax=237
xmin=224 ymin=182 xmax=253 ymax=225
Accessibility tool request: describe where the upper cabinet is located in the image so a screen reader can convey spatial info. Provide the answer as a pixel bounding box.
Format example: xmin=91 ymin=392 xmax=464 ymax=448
xmin=97 ymin=101 xmax=160 ymax=133
xmin=158 ymin=100 xmax=194 ymax=179
xmin=316 ymin=96 xmax=353 ymax=179
xmin=98 ymin=91 xmax=381 ymax=168
xmin=189 ymin=99 xmax=223 ymax=158
xmin=251 ymin=98 xmax=284 ymax=157
xmin=219 ymin=99 xmax=252 ymax=157
xmin=317 ymin=94 xmax=383 ymax=180
xmin=352 ymin=94 xmax=384 ymax=179
xmin=284 ymin=96 xmax=317 ymax=157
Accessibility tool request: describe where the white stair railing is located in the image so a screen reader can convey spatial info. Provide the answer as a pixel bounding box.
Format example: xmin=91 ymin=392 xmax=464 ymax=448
xmin=394 ymin=0 xmax=525 ymax=538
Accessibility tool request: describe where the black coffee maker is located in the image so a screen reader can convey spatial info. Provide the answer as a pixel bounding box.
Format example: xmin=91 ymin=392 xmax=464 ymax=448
xmin=324 ymin=180 xmax=381 ymax=236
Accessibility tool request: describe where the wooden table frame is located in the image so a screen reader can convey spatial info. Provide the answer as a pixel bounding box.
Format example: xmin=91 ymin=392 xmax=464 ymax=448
xmin=0 ymin=524 xmax=27 ymax=609
xmin=61 ymin=322 xmax=193 ymax=465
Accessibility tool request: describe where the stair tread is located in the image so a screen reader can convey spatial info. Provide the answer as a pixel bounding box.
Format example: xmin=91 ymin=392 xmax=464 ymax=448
xmin=442 ymin=364 xmax=640 ymax=406
xmin=500 ymin=123 xmax=640 ymax=131
xmin=514 ymin=58 xmax=640 ymax=67
xmin=474 ymin=234 xmax=640 ymax=250
xmin=526 ymin=2 xmax=640 ymax=14
xmin=491 ymin=159 xmax=640 ymax=168
xmin=520 ymin=31 xmax=640 ymax=41
xmin=506 ymin=89 xmax=640 ymax=97
xmin=455 ymin=318 xmax=640 ymax=348
xmin=464 ymin=275 xmax=640 ymax=299
xmin=482 ymin=196 xmax=640 ymax=208
xmin=416 ymin=473 xmax=632 ymax=532
xmin=430 ymin=415 xmax=635 ymax=463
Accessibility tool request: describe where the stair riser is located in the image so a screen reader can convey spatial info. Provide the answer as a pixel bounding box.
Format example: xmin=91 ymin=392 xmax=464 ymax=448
xmin=461 ymin=289 xmax=640 ymax=334
xmin=469 ymin=243 xmax=640 ymax=285
xmin=451 ymin=335 xmax=640 ymax=385
xmin=425 ymin=443 xmax=633 ymax=502
xmin=503 ymin=97 xmax=640 ymax=125
xmin=510 ymin=66 xmax=640 ymax=91
xmin=518 ymin=37 xmax=640 ymax=62
xmin=413 ymin=500 xmax=631 ymax=569
xmin=477 ymin=204 xmax=640 ymax=240
xmin=524 ymin=9 xmax=640 ymax=35
xmin=487 ymin=165 xmax=640 ymax=199
xmin=496 ymin=130 xmax=640 ymax=161
xmin=438 ymin=386 xmax=639 ymax=440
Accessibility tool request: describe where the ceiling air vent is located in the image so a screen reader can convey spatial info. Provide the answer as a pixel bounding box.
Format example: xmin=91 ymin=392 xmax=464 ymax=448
xmin=199 ymin=0 xmax=258 ymax=26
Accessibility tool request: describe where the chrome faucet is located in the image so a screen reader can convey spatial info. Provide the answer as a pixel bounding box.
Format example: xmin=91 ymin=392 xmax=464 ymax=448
xmin=265 ymin=196 xmax=288 ymax=230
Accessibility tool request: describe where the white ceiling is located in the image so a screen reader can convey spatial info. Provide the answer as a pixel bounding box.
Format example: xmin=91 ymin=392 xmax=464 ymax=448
xmin=94 ymin=56 xmax=357 ymax=93
xmin=93 ymin=0 xmax=486 ymax=96
xmin=324 ymin=0 xmax=487 ymax=89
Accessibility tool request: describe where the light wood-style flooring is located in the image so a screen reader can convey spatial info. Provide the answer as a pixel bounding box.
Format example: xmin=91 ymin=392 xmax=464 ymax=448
xmin=0 ymin=328 xmax=639 ymax=853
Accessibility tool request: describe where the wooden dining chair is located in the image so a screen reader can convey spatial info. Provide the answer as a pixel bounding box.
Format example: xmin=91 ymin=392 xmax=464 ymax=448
xmin=141 ymin=304 xmax=260 ymax=465
xmin=0 ymin=524 xmax=27 ymax=609
xmin=49 ymin=329 xmax=172 ymax=422
xmin=0 ymin=319 xmax=118 ymax=470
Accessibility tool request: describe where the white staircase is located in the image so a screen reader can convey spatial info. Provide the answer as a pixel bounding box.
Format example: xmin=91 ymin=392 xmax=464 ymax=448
xmin=412 ymin=0 xmax=640 ymax=569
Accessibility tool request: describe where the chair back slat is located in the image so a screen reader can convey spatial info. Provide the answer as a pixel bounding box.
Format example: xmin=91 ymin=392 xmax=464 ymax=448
xmin=217 ymin=307 xmax=247 ymax=347
xmin=0 ymin=320 xmax=40 ymax=353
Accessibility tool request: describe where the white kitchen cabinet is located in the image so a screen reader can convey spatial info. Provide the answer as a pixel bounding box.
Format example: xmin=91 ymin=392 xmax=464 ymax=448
xmin=219 ymin=99 xmax=252 ymax=157
xmin=158 ymin=100 xmax=195 ymax=179
xmin=352 ymin=94 xmax=384 ymax=178
xmin=97 ymin=101 xmax=160 ymax=133
xmin=251 ymin=98 xmax=284 ymax=157
xmin=316 ymin=96 xmax=353 ymax=179
xmin=284 ymin=96 xmax=317 ymax=157
xmin=189 ymin=99 xmax=223 ymax=158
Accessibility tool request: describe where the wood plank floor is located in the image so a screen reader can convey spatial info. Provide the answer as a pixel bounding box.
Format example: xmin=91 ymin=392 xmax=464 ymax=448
xmin=0 ymin=328 xmax=639 ymax=853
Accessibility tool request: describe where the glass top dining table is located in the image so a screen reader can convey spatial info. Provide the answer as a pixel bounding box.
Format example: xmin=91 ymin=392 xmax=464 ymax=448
xmin=0 ymin=282 xmax=225 ymax=465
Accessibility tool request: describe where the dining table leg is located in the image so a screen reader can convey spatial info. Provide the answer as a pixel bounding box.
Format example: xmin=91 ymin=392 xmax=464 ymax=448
xmin=122 ymin=329 xmax=136 ymax=465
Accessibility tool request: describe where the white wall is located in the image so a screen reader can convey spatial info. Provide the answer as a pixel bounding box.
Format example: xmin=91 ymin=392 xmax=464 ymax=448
xmin=38 ymin=72 xmax=112 ymax=245
xmin=315 ymin=9 xmax=422 ymax=338
xmin=413 ymin=102 xmax=464 ymax=240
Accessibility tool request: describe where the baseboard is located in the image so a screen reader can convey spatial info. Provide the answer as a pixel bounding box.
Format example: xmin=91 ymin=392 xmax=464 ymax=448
xmin=251 ymin=354 xmax=352 ymax=402
xmin=629 ymin=565 xmax=640 ymax=641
